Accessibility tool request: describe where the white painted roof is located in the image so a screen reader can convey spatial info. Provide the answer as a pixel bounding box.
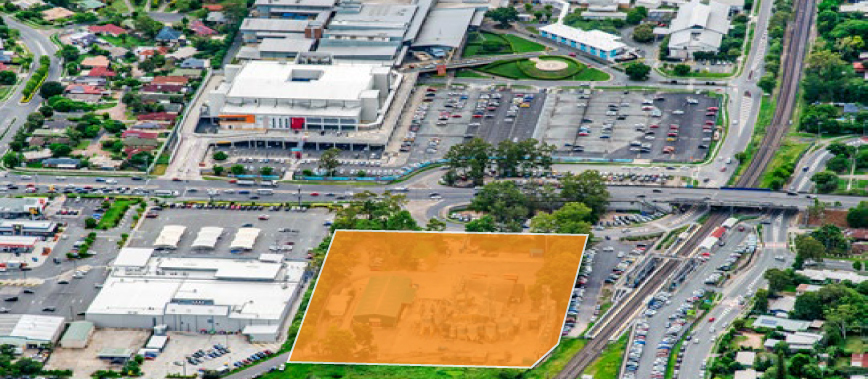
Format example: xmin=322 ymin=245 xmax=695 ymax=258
xmin=192 ymin=227 xmax=223 ymax=249
xmin=230 ymin=227 xmax=260 ymax=250
xmin=225 ymin=61 xmax=379 ymax=102
xmin=154 ymin=225 xmax=186 ymax=249
xmin=539 ymin=24 xmax=626 ymax=51
xmin=114 ymin=248 xmax=154 ymax=268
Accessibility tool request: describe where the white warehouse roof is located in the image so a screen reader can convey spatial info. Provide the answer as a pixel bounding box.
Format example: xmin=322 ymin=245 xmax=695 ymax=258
xmin=192 ymin=227 xmax=224 ymax=250
xmin=230 ymin=228 xmax=260 ymax=250
xmin=154 ymin=225 xmax=186 ymax=249
xmin=539 ymin=24 xmax=626 ymax=51
xmin=114 ymin=248 xmax=154 ymax=268
xmin=225 ymin=60 xmax=388 ymax=102
xmin=0 ymin=314 xmax=65 ymax=343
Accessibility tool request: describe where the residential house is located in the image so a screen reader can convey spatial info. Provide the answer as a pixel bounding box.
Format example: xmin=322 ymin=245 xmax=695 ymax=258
xmin=753 ymin=315 xmax=811 ymax=332
xmin=90 ymin=155 xmax=123 ymax=170
xmin=80 ymin=55 xmax=110 ymax=69
xmin=78 ymin=0 xmax=105 ymax=10
xmin=132 ymin=122 xmax=162 ymax=130
xmin=141 ymin=84 xmax=186 ymax=94
xmin=0 ymin=52 xmax=11 ymax=64
xmin=88 ymin=24 xmax=127 ymax=37
xmin=655 ymin=0 xmax=732 ymax=60
xmin=41 ymin=7 xmax=75 ymax=22
xmin=155 ymin=27 xmax=183 ymax=44
xmin=180 ymin=58 xmax=209 ymax=69
xmin=42 ymin=158 xmax=81 ymax=169
xmin=207 ymin=12 xmax=227 ymax=24
xmin=170 ymin=68 xmax=203 ymax=78
xmin=768 ymin=295 xmax=796 ymax=316
xmin=43 ymin=118 xmax=72 ymax=131
xmin=796 ymin=283 xmax=823 ymax=295
xmin=122 ymin=130 xmax=159 ymax=139
xmin=123 ymin=136 xmax=160 ymax=157
xmin=137 ymin=112 xmax=178 ymax=123
xmin=189 ymin=20 xmax=216 ymax=36
xmin=798 ymin=269 xmax=868 ymax=284
xmin=166 ymin=46 xmax=197 ymax=61
xmin=0 ymin=63 xmax=9 ymax=72
xmin=64 ymin=84 xmax=109 ymax=102
xmin=87 ymin=67 xmax=116 ymax=78
xmin=11 ymin=0 xmax=45 ymax=9
xmin=22 ymin=149 xmax=52 ymax=162
xmin=852 ymin=353 xmax=868 ymax=367
xmin=733 ymin=370 xmax=757 ymax=379
xmin=846 ymin=229 xmax=868 ymax=241
xmin=785 ymin=331 xmax=823 ymax=350
xmin=27 ymin=137 xmax=47 ymax=148
xmin=69 ymin=76 xmax=107 ymax=86
xmin=135 ymin=46 xmax=169 ymax=62
xmin=735 ymin=351 xmax=755 ymax=367
xmin=854 ymin=242 xmax=868 ymax=255
xmin=202 ymin=4 xmax=223 ymax=11
xmin=68 ymin=32 xmax=98 ymax=47
xmin=151 ymin=76 xmax=189 ymax=86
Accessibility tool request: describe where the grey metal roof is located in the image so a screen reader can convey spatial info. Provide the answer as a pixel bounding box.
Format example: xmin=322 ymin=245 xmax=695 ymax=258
xmin=413 ymin=7 xmax=477 ymax=48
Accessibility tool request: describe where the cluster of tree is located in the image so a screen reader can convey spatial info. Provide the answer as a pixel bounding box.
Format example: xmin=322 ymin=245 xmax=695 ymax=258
xmin=848 ymin=201 xmax=868 ymax=228
xmin=523 ymin=3 xmax=555 ymax=22
xmin=625 ymin=62 xmax=651 ymax=81
xmin=485 ymin=7 xmax=519 ymax=29
xmin=757 ymin=0 xmax=794 ymax=93
xmin=811 ymin=171 xmax=839 ymax=193
xmin=799 ymin=104 xmax=868 ymax=135
xmin=122 ymin=92 xmax=167 ymax=114
xmin=632 ymin=23 xmax=655 ymax=43
xmin=625 ymin=6 xmax=648 ymax=25
xmin=330 ymin=191 xmax=445 ymax=232
xmin=466 ymin=171 xmax=609 ymax=232
xmin=21 ymin=55 xmax=50 ymax=101
xmin=442 ymin=137 xmax=555 ymax=186
xmin=0 ymin=344 xmax=46 ymax=377
xmin=787 ymin=278 xmax=868 ymax=344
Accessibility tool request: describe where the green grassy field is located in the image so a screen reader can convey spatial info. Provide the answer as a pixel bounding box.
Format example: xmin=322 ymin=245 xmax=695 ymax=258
xmin=455 ymin=69 xmax=490 ymax=78
xmin=729 ymin=95 xmax=775 ymax=185
xmin=758 ymin=139 xmax=810 ymax=188
xmin=479 ymin=57 xmax=609 ymax=81
xmin=463 ymin=32 xmax=545 ymax=57
xmin=101 ymin=34 xmax=150 ymax=49
xmin=582 ymin=332 xmax=628 ymax=379
xmin=96 ymin=200 xmax=133 ymax=229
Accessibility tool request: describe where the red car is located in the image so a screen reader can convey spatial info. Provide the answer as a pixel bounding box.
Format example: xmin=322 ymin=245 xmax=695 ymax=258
xmin=707 ymin=106 xmax=719 ymax=111
xmin=650 ymin=124 xmax=660 ymax=129
xmin=310 ymin=192 xmax=320 ymax=196
xmin=720 ymin=167 xmax=727 ymax=172
xmin=708 ymin=317 xmax=716 ymax=322
xmin=451 ymin=114 xmax=462 ymax=118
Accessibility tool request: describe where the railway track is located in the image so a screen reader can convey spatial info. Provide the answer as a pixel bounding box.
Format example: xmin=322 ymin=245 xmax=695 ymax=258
xmin=555 ymin=0 xmax=815 ymax=375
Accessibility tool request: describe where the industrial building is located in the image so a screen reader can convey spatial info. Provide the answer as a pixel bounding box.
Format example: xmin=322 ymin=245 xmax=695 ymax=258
xmin=538 ymin=24 xmax=626 ymax=61
xmin=317 ymin=0 xmax=427 ymax=63
xmin=655 ymin=0 xmax=732 ymax=60
xmin=59 ymin=321 xmax=95 ymax=348
xmin=0 ymin=198 xmax=47 ymax=219
xmin=0 ymin=314 xmax=65 ymax=350
xmin=204 ymin=54 xmax=399 ymax=130
xmin=86 ymin=248 xmax=308 ymax=342
xmin=0 ymin=220 xmax=58 ymax=236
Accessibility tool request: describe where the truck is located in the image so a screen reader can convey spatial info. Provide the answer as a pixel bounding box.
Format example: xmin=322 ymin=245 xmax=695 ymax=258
xmin=256 ymin=188 xmax=274 ymax=195
xmin=154 ymin=190 xmax=178 ymax=198
xmin=236 ymin=180 xmax=256 ymax=186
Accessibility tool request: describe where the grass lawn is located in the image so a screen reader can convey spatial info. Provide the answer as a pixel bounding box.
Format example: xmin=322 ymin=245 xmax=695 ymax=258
xmin=659 ymin=66 xmax=734 ymax=78
xmin=479 ymin=56 xmax=609 ymax=81
xmin=758 ymin=139 xmax=810 ymax=187
xmin=463 ymin=32 xmax=545 ymax=57
xmin=729 ymin=95 xmax=775 ymax=185
xmin=74 ymin=140 xmax=90 ymax=150
xmin=110 ymin=0 xmax=129 ymax=13
xmin=582 ymin=332 xmax=628 ymax=379
xmin=455 ymin=69 xmax=490 ymax=78
xmin=101 ymin=34 xmax=150 ymax=49
xmin=846 ymin=337 xmax=867 ymax=353
xmin=96 ymin=199 xmax=133 ymax=229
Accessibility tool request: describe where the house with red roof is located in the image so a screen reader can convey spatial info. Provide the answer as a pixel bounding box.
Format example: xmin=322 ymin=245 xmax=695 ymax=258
xmin=122 ymin=130 xmax=159 ymax=139
xmin=151 ymin=76 xmax=189 ymax=86
xmin=87 ymin=66 xmax=116 ymax=78
xmin=137 ymin=112 xmax=178 ymax=123
xmin=202 ymin=4 xmax=223 ymax=10
xmin=88 ymin=24 xmax=127 ymax=36
xmin=189 ymin=20 xmax=217 ymax=36
xmin=64 ymin=84 xmax=108 ymax=95
xmin=142 ymin=84 xmax=187 ymax=93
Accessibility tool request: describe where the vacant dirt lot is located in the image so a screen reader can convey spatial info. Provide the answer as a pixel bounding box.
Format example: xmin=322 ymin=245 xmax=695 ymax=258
xmin=47 ymin=329 xmax=150 ymax=379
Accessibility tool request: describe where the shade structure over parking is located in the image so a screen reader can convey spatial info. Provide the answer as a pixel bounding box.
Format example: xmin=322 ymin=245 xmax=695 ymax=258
xmin=192 ymin=227 xmax=224 ymax=249
xmin=154 ymin=225 xmax=186 ymax=249
xmin=290 ymin=231 xmax=588 ymax=368
xmin=230 ymin=227 xmax=260 ymax=250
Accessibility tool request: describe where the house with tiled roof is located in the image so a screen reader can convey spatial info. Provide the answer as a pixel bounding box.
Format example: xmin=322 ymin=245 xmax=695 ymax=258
xmin=41 ymin=7 xmax=74 ymax=21
xmin=89 ymin=24 xmax=127 ymax=36
xmin=202 ymin=4 xmax=223 ymax=11
xmin=189 ymin=20 xmax=216 ymax=36
xmin=180 ymin=58 xmax=209 ymax=69
xmin=64 ymin=84 xmax=109 ymax=95
xmin=123 ymin=137 xmax=161 ymax=157
xmin=141 ymin=84 xmax=187 ymax=93
xmin=207 ymin=11 xmax=227 ymax=24
xmin=151 ymin=76 xmax=189 ymax=86
xmin=136 ymin=112 xmax=178 ymax=123
xmin=78 ymin=0 xmax=104 ymax=10
xmin=156 ymin=27 xmax=183 ymax=43
xmin=122 ymin=130 xmax=159 ymax=139
xmin=87 ymin=66 xmax=116 ymax=78
xmin=80 ymin=55 xmax=110 ymax=69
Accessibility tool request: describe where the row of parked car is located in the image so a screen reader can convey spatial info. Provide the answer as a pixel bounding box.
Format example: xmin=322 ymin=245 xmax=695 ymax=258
xmin=598 ymin=172 xmax=674 ymax=185
xmin=564 ymin=249 xmax=597 ymax=336
xmin=185 ymin=344 xmax=231 ymax=366
xmin=597 ymin=212 xmax=666 ymax=228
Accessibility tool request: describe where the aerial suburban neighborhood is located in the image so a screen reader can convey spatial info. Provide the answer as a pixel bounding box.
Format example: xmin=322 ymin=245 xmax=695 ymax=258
xmin=0 ymin=0 xmax=863 ymax=376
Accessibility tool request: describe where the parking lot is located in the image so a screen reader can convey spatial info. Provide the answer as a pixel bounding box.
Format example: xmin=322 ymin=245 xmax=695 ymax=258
xmin=127 ymin=206 xmax=332 ymax=260
xmin=143 ymin=332 xmax=281 ymax=378
xmin=542 ymin=90 xmax=720 ymax=162
xmin=404 ymin=85 xmax=548 ymax=165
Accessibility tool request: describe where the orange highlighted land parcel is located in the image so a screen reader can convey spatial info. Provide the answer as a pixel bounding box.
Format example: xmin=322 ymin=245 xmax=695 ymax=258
xmin=289 ymin=231 xmax=588 ymax=368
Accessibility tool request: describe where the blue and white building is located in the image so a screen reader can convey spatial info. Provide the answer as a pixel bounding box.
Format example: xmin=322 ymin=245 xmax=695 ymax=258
xmin=539 ymin=24 xmax=626 ymax=61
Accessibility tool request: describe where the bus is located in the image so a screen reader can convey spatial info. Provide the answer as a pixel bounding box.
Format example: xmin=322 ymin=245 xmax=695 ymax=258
xmin=261 ymin=180 xmax=278 ymax=187
xmin=236 ymin=180 xmax=256 ymax=186
xmin=154 ymin=190 xmax=178 ymax=198
xmin=256 ymin=188 xmax=274 ymax=196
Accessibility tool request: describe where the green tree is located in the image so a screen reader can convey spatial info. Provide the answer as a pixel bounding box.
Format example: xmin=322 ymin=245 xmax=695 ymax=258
xmin=486 ymin=7 xmax=519 ymax=28
xmin=49 ymin=143 xmax=72 ymax=157
xmin=39 ymin=81 xmax=64 ymax=99
xmin=854 ymin=261 xmax=863 ymax=271
xmin=794 ymin=234 xmax=824 ymax=263
xmin=230 ymin=164 xmax=245 ymax=176
xmin=810 ymin=224 xmax=849 ymax=256
xmin=134 ymin=14 xmax=163 ymax=38
xmin=847 ymin=202 xmax=868 ymax=228
xmin=673 ymin=64 xmax=691 ymax=76
xmin=626 ymin=6 xmax=647 ymax=25
xmin=825 ymin=303 xmax=858 ymax=339
xmin=764 ymin=268 xmax=793 ymax=294
xmin=811 ymin=171 xmax=839 ymax=193
xmin=0 ymin=71 xmax=15 ymax=85
xmin=213 ymin=151 xmax=228 ymax=161
xmin=758 ymin=73 xmax=777 ymax=93
xmin=445 ymin=137 xmax=492 ymax=186
xmin=470 ymin=181 xmax=529 ymax=232
xmin=318 ymin=148 xmax=341 ymax=176
xmin=560 ymin=171 xmax=609 ymax=221
xmin=2 ymin=153 xmax=20 ymax=168
xmin=465 ymin=215 xmax=497 ymax=232
xmin=792 ymin=291 xmax=823 ymax=320
xmin=482 ymin=39 xmax=506 ymax=52
xmin=85 ymin=217 xmax=98 ymax=229
xmin=260 ymin=166 xmax=274 ymax=176
xmin=632 ymin=23 xmax=655 ymax=43
xmin=425 ymin=218 xmax=446 ymax=231
xmin=212 ymin=165 xmax=224 ymax=176
xmin=524 ymin=3 xmax=533 ymax=12
xmin=753 ymin=288 xmax=769 ymax=313
xmin=531 ymin=202 xmax=593 ymax=234
xmin=57 ymin=44 xmax=80 ymax=62
xmin=625 ymin=62 xmax=651 ymax=81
